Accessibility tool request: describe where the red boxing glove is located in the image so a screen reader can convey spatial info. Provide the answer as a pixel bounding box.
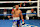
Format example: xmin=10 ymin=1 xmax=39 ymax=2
xmin=22 ymin=19 xmax=25 ymax=25
xmin=12 ymin=9 xmax=14 ymax=11
xmin=22 ymin=19 xmax=24 ymax=22
xmin=12 ymin=9 xmax=14 ymax=18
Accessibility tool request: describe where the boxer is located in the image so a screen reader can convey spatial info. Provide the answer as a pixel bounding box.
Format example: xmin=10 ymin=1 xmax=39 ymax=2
xmin=8 ymin=5 xmax=24 ymax=27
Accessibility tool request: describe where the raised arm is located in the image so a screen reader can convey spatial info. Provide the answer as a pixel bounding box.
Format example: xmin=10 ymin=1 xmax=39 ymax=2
xmin=11 ymin=9 xmax=15 ymax=14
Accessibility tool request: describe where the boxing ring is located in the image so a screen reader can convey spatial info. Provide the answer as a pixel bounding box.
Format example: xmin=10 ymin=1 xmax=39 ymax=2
xmin=0 ymin=1 xmax=38 ymax=27
xmin=0 ymin=13 xmax=37 ymax=16
xmin=0 ymin=13 xmax=38 ymax=27
xmin=0 ymin=20 xmax=40 ymax=27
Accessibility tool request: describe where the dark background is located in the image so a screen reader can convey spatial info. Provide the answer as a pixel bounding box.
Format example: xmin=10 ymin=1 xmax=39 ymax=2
xmin=0 ymin=8 xmax=37 ymax=20
xmin=0 ymin=0 xmax=37 ymax=1
xmin=0 ymin=3 xmax=38 ymax=20
xmin=0 ymin=3 xmax=37 ymax=7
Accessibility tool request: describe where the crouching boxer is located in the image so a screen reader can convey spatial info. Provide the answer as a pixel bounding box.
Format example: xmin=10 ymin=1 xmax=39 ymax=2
xmin=8 ymin=5 xmax=24 ymax=27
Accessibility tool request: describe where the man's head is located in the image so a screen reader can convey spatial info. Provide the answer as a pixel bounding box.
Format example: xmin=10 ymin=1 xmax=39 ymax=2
xmin=15 ymin=5 xmax=19 ymax=10
xmin=31 ymin=9 xmax=34 ymax=12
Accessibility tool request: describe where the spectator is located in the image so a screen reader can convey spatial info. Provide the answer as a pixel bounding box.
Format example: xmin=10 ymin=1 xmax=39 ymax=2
xmin=26 ymin=9 xmax=36 ymax=20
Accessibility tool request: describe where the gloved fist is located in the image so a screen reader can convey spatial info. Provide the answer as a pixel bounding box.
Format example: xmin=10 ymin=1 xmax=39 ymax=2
xmin=22 ymin=19 xmax=25 ymax=25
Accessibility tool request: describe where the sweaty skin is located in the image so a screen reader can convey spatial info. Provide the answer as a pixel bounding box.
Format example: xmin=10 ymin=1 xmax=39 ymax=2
xmin=11 ymin=9 xmax=23 ymax=19
xmin=8 ymin=5 xmax=23 ymax=20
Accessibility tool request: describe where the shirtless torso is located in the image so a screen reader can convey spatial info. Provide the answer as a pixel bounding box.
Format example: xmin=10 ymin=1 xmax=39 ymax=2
xmin=12 ymin=9 xmax=22 ymax=17
xmin=8 ymin=5 xmax=23 ymax=20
